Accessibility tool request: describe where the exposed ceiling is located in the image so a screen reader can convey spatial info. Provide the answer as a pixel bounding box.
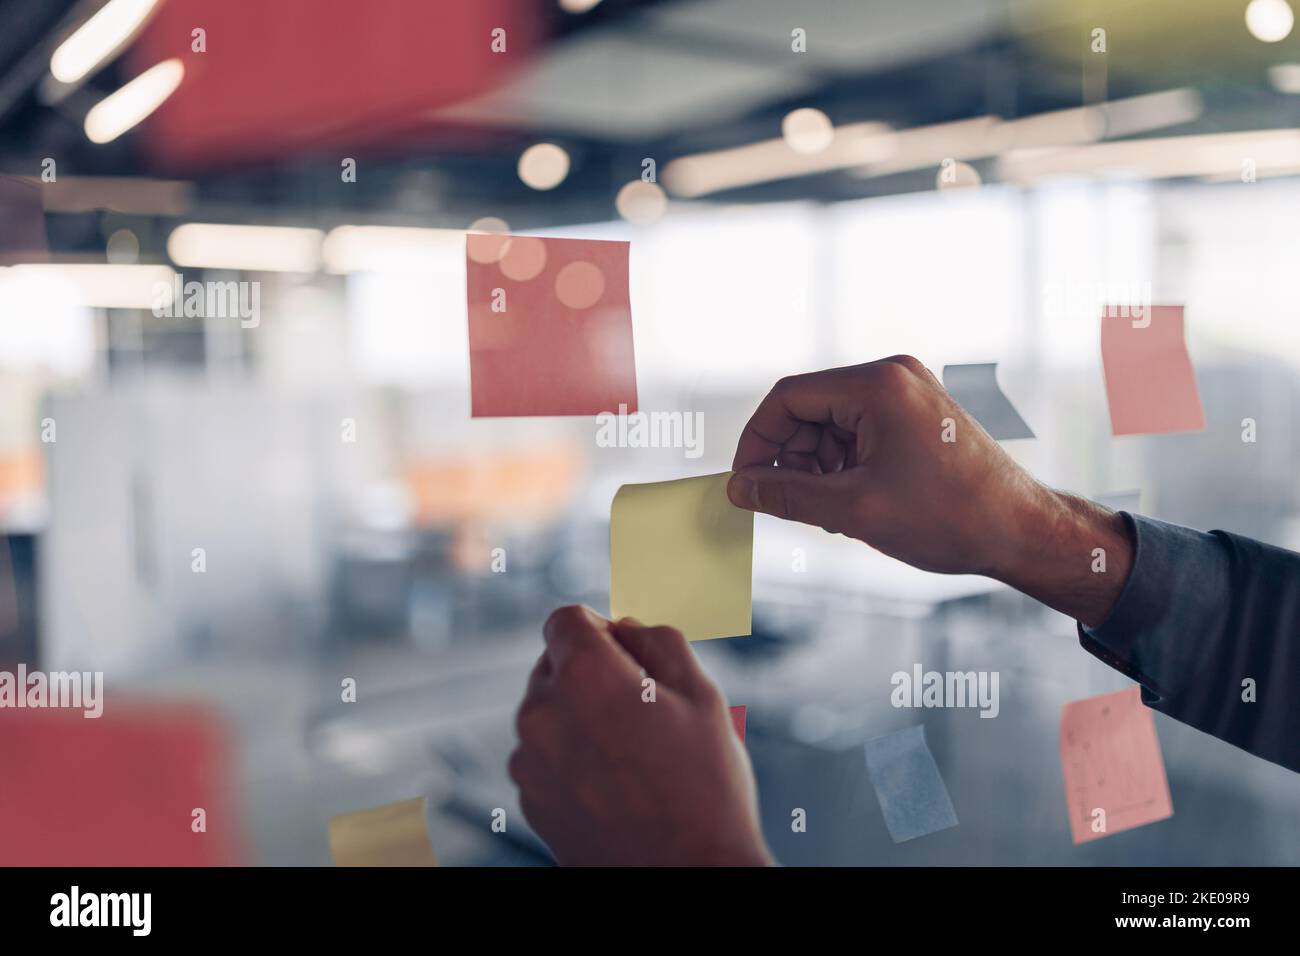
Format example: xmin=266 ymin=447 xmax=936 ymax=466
xmin=1 ymin=0 xmax=1299 ymax=259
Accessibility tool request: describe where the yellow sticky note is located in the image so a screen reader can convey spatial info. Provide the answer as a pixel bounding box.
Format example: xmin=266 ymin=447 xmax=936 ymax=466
xmin=610 ymin=472 xmax=753 ymax=641
xmin=328 ymin=797 xmax=439 ymax=867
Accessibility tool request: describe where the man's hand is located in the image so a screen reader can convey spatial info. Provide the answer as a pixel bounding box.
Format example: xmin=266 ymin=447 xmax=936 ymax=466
xmin=509 ymin=606 xmax=773 ymax=866
xmin=728 ymin=356 xmax=1133 ymax=628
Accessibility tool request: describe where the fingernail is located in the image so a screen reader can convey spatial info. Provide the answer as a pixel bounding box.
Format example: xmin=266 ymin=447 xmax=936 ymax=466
xmin=616 ymin=616 xmax=643 ymax=628
xmin=728 ymin=474 xmax=756 ymax=509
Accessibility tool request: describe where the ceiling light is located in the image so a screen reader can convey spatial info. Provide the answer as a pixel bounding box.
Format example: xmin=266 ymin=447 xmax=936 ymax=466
xmin=167 ymin=223 xmax=324 ymax=273
xmin=1269 ymin=63 xmax=1300 ymax=93
xmin=106 ymin=228 xmax=140 ymax=265
xmin=782 ymin=108 xmax=834 ymax=155
xmin=997 ymin=128 xmax=1300 ymax=183
xmin=853 ymin=89 xmax=1201 ymax=179
xmin=323 ymin=225 xmax=464 ymax=273
xmin=84 ymin=58 xmax=183 ymax=144
xmin=50 ymin=0 xmax=162 ymax=84
xmin=518 ymin=143 xmax=571 ymax=190
xmin=1246 ymin=0 xmax=1294 ymax=42
xmin=663 ymin=121 xmax=894 ymax=197
xmin=615 ymin=181 xmax=667 ymax=224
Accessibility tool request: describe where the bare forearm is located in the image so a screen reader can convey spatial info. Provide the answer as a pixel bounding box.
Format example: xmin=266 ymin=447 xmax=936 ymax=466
xmin=726 ymin=360 xmax=1137 ymax=629
xmin=992 ymin=486 xmax=1134 ymax=629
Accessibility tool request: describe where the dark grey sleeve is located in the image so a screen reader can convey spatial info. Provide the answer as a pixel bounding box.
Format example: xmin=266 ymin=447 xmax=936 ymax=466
xmin=1078 ymin=513 xmax=1300 ymax=773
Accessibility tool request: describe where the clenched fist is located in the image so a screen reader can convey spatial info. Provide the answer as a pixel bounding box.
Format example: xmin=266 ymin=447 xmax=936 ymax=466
xmin=727 ymin=356 xmax=1131 ymax=628
xmin=509 ymin=606 xmax=773 ymax=866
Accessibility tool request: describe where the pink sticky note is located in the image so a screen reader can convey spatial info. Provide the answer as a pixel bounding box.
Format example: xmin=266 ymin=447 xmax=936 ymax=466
xmin=0 ymin=175 xmax=49 ymax=265
xmin=0 ymin=704 xmax=245 ymax=865
xmin=1060 ymin=686 xmax=1173 ymax=844
xmin=1100 ymin=304 xmax=1204 ymax=436
xmin=466 ymin=234 xmax=637 ymax=417
xmin=729 ymin=704 xmax=747 ymax=743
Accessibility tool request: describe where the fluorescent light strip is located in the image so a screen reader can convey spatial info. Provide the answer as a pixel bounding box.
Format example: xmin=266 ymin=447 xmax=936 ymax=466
xmin=853 ymin=89 xmax=1203 ymax=178
xmin=850 ymin=116 xmax=1004 ymax=178
xmin=1096 ymin=88 xmax=1204 ymax=139
xmin=663 ymin=89 xmax=1202 ymax=197
xmin=998 ymin=128 xmax=1300 ymax=182
xmin=84 ymin=58 xmax=184 ymax=144
xmin=663 ymin=121 xmax=894 ymax=198
xmin=323 ymin=225 xmax=465 ymax=274
xmin=1201 ymin=162 xmax=1300 ymax=183
xmin=51 ymin=0 xmax=163 ymax=84
xmin=4 ymin=264 xmax=175 ymax=309
xmin=168 ymin=223 xmax=324 ymax=273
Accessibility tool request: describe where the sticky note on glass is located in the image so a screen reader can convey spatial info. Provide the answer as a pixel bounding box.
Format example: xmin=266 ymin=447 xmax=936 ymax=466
xmin=466 ymin=233 xmax=637 ymax=417
xmin=0 ymin=176 xmax=49 ymax=265
xmin=942 ymin=363 xmax=1034 ymax=440
xmin=0 ymin=705 xmax=243 ymax=865
xmin=610 ymin=472 xmax=753 ymax=642
xmin=1060 ymin=686 xmax=1173 ymax=845
xmin=1100 ymin=304 xmax=1204 ymax=436
xmin=729 ymin=705 xmax=747 ymax=743
xmin=328 ymin=797 xmax=439 ymax=867
xmin=863 ymin=724 xmax=959 ymax=843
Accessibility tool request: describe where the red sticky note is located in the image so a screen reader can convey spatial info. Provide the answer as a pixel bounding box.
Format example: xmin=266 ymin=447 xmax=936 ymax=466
xmin=0 ymin=175 xmax=49 ymax=265
xmin=1060 ymin=686 xmax=1173 ymax=845
xmin=467 ymin=235 xmax=637 ymax=417
xmin=0 ymin=704 xmax=244 ymax=865
xmin=1100 ymin=304 xmax=1204 ymax=436
xmin=729 ymin=704 xmax=747 ymax=743
xmin=128 ymin=0 xmax=539 ymax=169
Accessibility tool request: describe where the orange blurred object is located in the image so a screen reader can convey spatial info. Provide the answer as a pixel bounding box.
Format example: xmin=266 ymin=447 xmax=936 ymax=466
xmin=0 ymin=452 xmax=42 ymax=505
xmin=403 ymin=445 xmax=584 ymax=527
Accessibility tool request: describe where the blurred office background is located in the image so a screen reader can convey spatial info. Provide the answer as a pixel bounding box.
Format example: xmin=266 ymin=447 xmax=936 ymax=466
xmin=1 ymin=0 xmax=1298 ymax=864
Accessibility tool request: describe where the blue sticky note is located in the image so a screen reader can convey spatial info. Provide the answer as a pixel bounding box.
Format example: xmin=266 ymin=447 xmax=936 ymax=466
xmin=863 ymin=724 xmax=958 ymax=843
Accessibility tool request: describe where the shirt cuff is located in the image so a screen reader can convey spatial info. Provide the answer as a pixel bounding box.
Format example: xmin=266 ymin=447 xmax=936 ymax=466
xmin=1077 ymin=512 xmax=1232 ymax=700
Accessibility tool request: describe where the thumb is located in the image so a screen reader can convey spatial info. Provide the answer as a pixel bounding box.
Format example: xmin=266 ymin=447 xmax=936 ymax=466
xmin=727 ymin=466 xmax=854 ymax=531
